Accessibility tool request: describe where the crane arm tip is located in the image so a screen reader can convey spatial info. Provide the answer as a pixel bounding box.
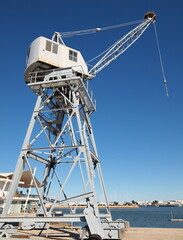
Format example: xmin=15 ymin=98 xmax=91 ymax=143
xmin=144 ymin=12 xmax=156 ymax=21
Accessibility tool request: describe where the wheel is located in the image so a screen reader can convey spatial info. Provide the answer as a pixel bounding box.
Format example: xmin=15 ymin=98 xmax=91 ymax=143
xmin=89 ymin=234 xmax=102 ymax=240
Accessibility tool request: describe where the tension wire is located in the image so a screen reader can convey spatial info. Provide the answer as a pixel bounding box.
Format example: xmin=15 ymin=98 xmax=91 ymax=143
xmin=153 ymin=23 xmax=169 ymax=97
xmin=60 ymin=19 xmax=143 ymax=38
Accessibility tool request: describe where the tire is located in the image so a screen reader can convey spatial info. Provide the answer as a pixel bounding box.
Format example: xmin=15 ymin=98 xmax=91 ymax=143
xmin=89 ymin=234 xmax=102 ymax=240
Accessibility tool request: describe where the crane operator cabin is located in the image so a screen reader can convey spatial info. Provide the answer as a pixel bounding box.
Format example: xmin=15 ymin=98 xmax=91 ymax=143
xmin=24 ymin=35 xmax=89 ymax=83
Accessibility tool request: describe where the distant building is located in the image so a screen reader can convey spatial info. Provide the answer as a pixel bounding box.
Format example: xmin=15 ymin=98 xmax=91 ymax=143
xmin=0 ymin=171 xmax=41 ymax=214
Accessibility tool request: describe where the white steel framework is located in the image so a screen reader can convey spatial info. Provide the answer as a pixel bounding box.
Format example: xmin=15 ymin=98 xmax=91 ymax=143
xmin=2 ymin=67 xmax=110 ymax=214
xmin=89 ymin=12 xmax=156 ymax=76
xmin=0 ymin=12 xmax=156 ymax=239
xmin=1 ymin=68 xmax=125 ymax=239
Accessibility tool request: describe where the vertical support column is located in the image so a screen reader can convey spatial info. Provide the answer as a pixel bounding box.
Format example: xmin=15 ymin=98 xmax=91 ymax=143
xmin=73 ymin=91 xmax=100 ymax=218
xmin=1 ymin=96 xmax=42 ymax=216
xmin=89 ymin=127 xmax=111 ymax=216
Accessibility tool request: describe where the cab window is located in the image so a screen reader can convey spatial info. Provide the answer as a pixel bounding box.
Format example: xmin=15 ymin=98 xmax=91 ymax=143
xmin=69 ymin=50 xmax=77 ymax=62
xmin=45 ymin=40 xmax=58 ymax=54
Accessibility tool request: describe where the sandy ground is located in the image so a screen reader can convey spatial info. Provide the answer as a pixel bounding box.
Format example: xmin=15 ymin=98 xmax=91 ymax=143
xmin=7 ymin=224 xmax=80 ymax=239
xmin=3 ymin=226 xmax=182 ymax=240
xmin=123 ymin=227 xmax=183 ymax=240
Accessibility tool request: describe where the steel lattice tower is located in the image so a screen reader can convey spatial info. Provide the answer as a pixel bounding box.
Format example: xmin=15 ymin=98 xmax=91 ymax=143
xmin=1 ymin=68 xmax=125 ymax=238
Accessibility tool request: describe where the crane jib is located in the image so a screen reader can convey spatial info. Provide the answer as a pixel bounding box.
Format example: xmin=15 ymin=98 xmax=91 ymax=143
xmin=88 ymin=17 xmax=155 ymax=77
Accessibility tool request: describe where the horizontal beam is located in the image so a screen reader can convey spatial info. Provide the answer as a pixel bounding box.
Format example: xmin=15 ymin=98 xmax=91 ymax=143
xmin=28 ymin=152 xmax=49 ymax=165
xmin=53 ymin=192 xmax=94 ymax=206
xmin=28 ymin=76 xmax=81 ymax=88
xmin=0 ymin=215 xmax=85 ymax=223
xmin=23 ymin=145 xmax=85 ymax=151
xmin=0 ymin=213 xmax=111 ymax=223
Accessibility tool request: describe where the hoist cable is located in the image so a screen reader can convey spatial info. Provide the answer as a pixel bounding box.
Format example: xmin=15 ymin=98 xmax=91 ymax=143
xmin=60 ymin=19 xmax=143 ymax=38
xmin=153 ymin=23 xmax=169 ymax=97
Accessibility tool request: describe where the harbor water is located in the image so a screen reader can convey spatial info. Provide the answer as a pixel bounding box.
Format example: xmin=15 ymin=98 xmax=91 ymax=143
xmin=110 ymin=207 xmax=183 ymax=228
xmin=57 ymin=207 xmax=183 ymax=228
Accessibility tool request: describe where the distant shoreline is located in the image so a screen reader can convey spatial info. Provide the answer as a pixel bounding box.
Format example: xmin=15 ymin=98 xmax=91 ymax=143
xmin=51 ymin=205 xmax=139 ymax=209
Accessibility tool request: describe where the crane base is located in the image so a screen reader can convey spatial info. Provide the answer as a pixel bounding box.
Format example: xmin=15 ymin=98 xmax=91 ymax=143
xmin=80 ymin=219 xmax=127 ymax=240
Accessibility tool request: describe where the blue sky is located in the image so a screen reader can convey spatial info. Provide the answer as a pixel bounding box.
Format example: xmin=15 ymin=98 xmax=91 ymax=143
xmin=0 ymin=0 xmax=183 ymax=202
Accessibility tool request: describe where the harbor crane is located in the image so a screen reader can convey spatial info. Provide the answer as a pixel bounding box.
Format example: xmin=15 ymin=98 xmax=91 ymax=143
xmin=0 ymin=12 xmax=156 ymax=239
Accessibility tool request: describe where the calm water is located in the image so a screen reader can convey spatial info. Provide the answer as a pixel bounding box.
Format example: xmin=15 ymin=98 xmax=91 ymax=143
xmin=111 ymin=207 xmax=183 ymax=228
xmin=57 ymin=207 xmax=183 ymax=228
